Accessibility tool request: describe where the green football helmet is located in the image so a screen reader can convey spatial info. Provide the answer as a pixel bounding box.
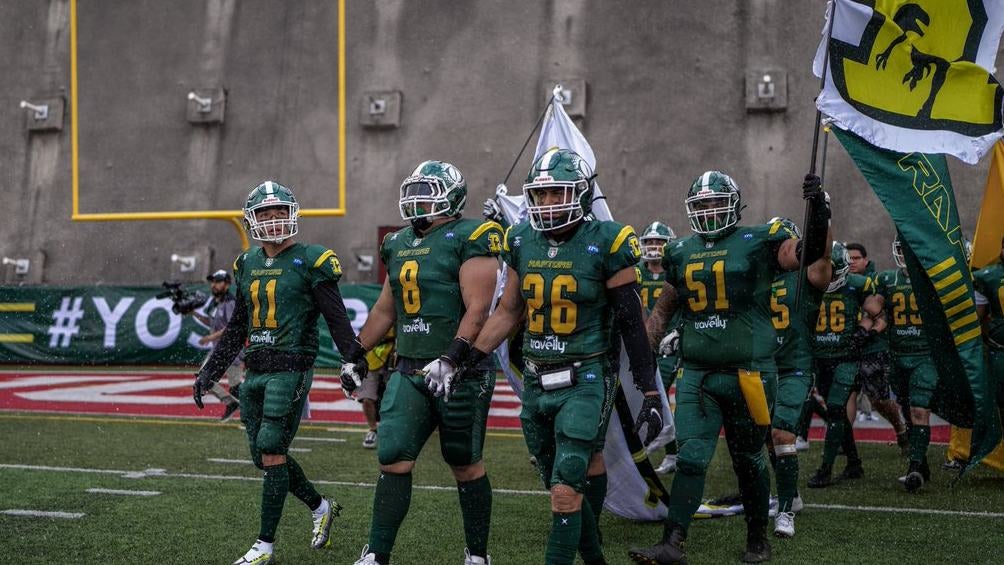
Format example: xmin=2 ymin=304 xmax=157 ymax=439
xmin=892 ymin=238 xmax=906 ymax=269
xmin=523 ymin=148 xmax=595 ymax=231
xmin=829 ymin=241 xmax=851 ymax=292
xmin=399 ymin=160 xmax=468 ymax=222
xmin=686 ymin=171 xmax=741 ymax=238
xmin=768 ymin=216 xmax=802 ymax=239
xmin=243 ymin=180 xmax=299 ymax=243
xmin=640 ymin=221 xmax=676 ymax=261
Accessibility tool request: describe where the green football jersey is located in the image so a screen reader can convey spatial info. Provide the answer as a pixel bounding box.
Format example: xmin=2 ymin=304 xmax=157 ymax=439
xmin=771 ymin=270 xmax=824 ymax=373
xmin=637 ymin=261 xmax=666 ymax=314
xmin=875 ymin=269 xmax=928 ymax=354
xmin=381 ymin=218 xmax=503 ymax=360
xmin=812 ymin=273 xmax=877 ymax=359
xmin=973 ymin=259 xmax=1004 ymax=348
xmin=663 ymin=223 xmax=793 ymax=372
xmin=233 ymin=243 xmax=343 ymax=357
xmin=503 ymin=220 xmax=642 ymax=364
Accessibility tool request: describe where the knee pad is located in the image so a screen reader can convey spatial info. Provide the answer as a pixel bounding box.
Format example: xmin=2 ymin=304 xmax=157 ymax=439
xmin=255 ymin=417 xmax=287 ymax=455
xmin=554 ymin=452 xmax=589 ymax=490
xmin=676 ymin=439 xmax=714 ymax=476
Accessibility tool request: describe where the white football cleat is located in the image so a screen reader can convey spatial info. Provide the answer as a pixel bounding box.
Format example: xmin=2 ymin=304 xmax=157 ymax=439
xmin=655 ymin=454 xmax=677 ymax=474
xmin=232 ymin=540 xmax=273 ymax=565
xmin=354 ymin=545 xmax=380 ymax=565
xmin=310 ymin=497 xmax=342 ymax=549
xmin=774 ymin=511 xmax=795 ymax=538
xmin=464 ymin=547 xmax=492 ymax=564
xmin=363 ymin=430 xmax=377 ymax=449
xmin=794 ymin=436 xmax=810 ymax=452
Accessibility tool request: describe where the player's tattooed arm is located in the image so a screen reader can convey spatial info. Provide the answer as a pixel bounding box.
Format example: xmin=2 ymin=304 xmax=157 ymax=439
xmin=645 ymin=281 xmax=679 ymax=351
xmin=357 ymin=277 xmax=397 ymax=350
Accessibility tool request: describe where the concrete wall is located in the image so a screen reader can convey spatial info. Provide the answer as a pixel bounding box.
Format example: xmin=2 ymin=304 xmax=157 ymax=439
xmin=1 ymin=0 xmax=997 ymax=284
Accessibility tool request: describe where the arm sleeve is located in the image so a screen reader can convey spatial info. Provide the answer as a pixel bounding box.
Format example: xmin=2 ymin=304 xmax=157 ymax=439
xmin=608 ymin=282 xmax=657 ymax=394
xmin=200 ymin=294 xmax=250 ymax=381
xmin=312 ymin=280 xmax=358 ymax=355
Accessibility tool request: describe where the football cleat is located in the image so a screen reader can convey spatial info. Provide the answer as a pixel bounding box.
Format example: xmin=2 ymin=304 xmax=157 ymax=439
xmin=362 ymin=430 xmax=377 ymax=449
xmin=773 ymin=511 xmax=795 ymax=539
xmin=942 ymin=458 xmax=965 ymax=472
xmin=791 ymin=495 xmax=804 ymax=513
xmin=655 ymin=453 xmax=678 ymax=474
xmin=903 ymin=460 xmax=931 ymax=493
xmin=354 ymin=545 xmax=381 ymax=565
xmin=628 ymin=521 xmax=687 ymax=564
xmin=310 ymin=497 xmax=342 ymax=549
xmin=232 ymin=540 xmax=273 ymax=565
xmin=807 ymin=469 xmax=836 ymax=489
xmin=741 ymin=528 xmax=771 ymax=563
xmin=794 ymin=436 xmax=810 ymax=452
xmin=464 ymin=548 xmax=491 ymax=564
xmin=221 ymin=401 xmax=240 ymax=422
xmin=837 ymin=461 xmax=865 ymax=481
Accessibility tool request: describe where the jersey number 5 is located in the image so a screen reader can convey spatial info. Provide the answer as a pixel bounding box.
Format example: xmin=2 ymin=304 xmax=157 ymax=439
xmin=770 ymin=286 xmax=789 ymax=330
xmin=249 ymin=279 xmax=278 ymax=328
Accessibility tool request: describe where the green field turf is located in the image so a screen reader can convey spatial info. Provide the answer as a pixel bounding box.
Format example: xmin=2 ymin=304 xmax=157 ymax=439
xmin=2 ymin=412 xmax=1003 ymax=564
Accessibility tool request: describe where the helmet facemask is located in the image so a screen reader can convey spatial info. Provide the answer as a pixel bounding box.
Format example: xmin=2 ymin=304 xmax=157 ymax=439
xmin=686 ymin=192 xmax=739 ymax=236
xmin=892 ymin=239 xmax=906 ymax=269
xmin=640 ymin=237 xmax=668 ymax=261
xmin=523 ymin=180 xmax=589 ymax=232
xmin=399 ymin=176 xmax=464 ymax=222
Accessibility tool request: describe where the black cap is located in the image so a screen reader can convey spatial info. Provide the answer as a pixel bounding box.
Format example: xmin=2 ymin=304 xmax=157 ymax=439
xmin=207 ymin=269 xmax=231 ymax=283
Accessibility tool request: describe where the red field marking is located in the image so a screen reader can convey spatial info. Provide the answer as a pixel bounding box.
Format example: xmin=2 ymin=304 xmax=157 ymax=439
xmin=0 ymin=370 xmax=522 ymax=429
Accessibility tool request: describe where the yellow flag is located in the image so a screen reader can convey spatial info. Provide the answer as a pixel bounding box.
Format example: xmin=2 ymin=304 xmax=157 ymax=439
xmin=971 ymin=141 xmax=1004 ymax=269
xmin=948 ymin=426 xmax=1004 ymax=473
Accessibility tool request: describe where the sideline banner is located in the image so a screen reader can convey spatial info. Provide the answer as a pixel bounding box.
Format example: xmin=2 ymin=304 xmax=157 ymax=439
xmin=0 ymin=284 xmax=381 ymax=367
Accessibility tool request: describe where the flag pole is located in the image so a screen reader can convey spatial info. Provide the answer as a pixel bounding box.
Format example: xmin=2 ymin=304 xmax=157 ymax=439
xmin=499 ymin=86 xmax=560 ymax=189
xmin=796 ymin=0 xmax=837 ymax=303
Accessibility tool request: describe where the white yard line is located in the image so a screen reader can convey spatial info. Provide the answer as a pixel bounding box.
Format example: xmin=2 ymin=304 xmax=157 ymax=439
xmin=86 ymin=488 xmax=160 ymax=496
xmin=206 ymin=458 xmax=253 ymax=465
xmin=2 ymin=509 xmax=85 ymax=519
xmin=288 ymin=447 xmax=312 ymax=453
xmin=3 ymin=463 xmax=1004 ymax=518
xmin=294 ymin=437 xmax=346 ymax=443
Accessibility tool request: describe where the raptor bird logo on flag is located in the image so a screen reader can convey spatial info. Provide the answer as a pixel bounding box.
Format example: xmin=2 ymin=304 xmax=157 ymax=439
xmin=815 ymin=0 xmax=1004 ymax=163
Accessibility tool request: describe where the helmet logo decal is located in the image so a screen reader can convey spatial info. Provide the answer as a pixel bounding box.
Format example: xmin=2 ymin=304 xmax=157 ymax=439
xmin=548 ymin=247 xmax=559 ymax=258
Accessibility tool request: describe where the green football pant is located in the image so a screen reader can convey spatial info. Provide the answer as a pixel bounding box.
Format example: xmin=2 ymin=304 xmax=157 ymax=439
xmin=520 ymin=357 xmax=613 ymax=492
xmin=377 ymin=369 xmax=494 ymax=467
xmin=658 ymin=356 xmax=679 ymax=390
xmin=772 ymin=369 xmax=812 ymax=435
xmin=664 ymin=368 xmax=776 ymax=532
xmin=891 ymin=354 xmax=938 ymax=410
xmin=814 ymin=358 xmax=860 ymax=471
xmin=240 ymin=369 xmax=312 ymax=463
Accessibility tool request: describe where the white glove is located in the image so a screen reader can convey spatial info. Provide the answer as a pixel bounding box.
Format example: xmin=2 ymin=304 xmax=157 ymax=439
xmin=482 ymin=198 xmax=504 ymax=223
xmin=658 ymin=329 xmax=681 ymax=357
xmin=340 ymin=362 xmax=366 ymax=399
xmin=421 ymin=357 xmax=458 ymax=401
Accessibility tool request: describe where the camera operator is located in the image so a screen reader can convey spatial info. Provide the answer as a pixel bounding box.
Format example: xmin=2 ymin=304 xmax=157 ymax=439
xmin=193 ymin=269 xmax=243 ymax=421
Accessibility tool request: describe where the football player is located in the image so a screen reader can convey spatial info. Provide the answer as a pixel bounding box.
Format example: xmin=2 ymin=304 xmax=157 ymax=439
xmin=807 ymin=242 xmax=889 ymax=488
xmin=766 ymin=217 xmax=831 ymax=537
xmin=629 ymin=172 xmax=831 ymax=564
xmin=194 ymin=181 xmax=355 ymax=565
xmin=973 ymin=235 xmax=1004 ymax=454
xmin=341 ymin=161 xmax=503 ymax=565
xmin=459 ymin=148 xmax=662 ymax=565
xmin=874 ymin=238 xmax=936 ymax=491
xmin=638 ymin=221 xmax=681 ymax=475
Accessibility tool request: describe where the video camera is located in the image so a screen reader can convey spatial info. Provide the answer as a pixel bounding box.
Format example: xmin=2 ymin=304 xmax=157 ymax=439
xmin=157 ymin=281 xmax=209 ymax=315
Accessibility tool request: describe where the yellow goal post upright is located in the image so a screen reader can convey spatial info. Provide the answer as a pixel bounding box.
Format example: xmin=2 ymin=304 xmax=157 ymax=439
xmin=68 ymin=0 xmax=348 ymax=251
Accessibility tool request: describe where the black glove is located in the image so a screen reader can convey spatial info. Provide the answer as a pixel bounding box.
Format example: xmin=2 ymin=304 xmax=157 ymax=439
xmin=634 ymin=395 xmax=664 ymax=447
xmin=802 ymin=174 xmax=823 ymax=201
xmin=850 ymin=325 xmax=875 ymax=350
xmin=193 ymin=372 xmax=215 ymax=409
xmin=339 ymin=338 xmax=369 ymax=398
